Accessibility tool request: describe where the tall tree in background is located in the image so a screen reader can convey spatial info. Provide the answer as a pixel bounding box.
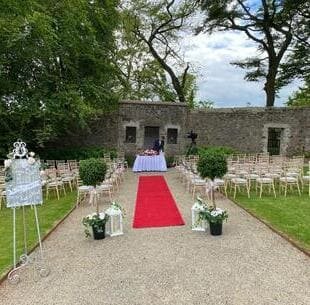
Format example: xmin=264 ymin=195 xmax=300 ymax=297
xmin=122 ymin=0 xmax=199 ymax=104
xmin=198 ymin=0 xmax=309 ymax=107
xmin=113 ymin=9 xmax=177 ymax=101
xmin=0 ymin=0 xmax=119 ymax=155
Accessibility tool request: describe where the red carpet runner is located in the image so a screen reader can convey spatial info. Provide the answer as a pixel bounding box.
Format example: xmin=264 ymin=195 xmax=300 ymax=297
xmin=133 ymin=176 xmax=185 ymax=228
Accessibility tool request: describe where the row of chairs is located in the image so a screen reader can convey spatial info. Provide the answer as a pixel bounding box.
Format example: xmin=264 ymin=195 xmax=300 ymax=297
xmin=175 ymin=156 xmax=310 ymax=199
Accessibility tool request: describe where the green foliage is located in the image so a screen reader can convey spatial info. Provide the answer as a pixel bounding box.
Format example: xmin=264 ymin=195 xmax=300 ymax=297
xmin=198 ymin=146 xmax=237 ymax=157
xmin=38 ymin=147 xmax=117 ymax=161
xmin=166 ymin=156 xmax=175 ymax=168
xmin=82 ymin=212 xmax=109 ymax=238
xmin=197 ymin=151 xmax=228 ymax=180
xmin=186 ymin=145 xmax=199 ymax=156
xmin=125 ymin=154 xmax=135 ymax=167
xmin=0 ymin=0 xmax=120 ymax=153
xmin=286 ymin=80 xmax=310 ymax=107
xmin=199 ymin=206 xmax=228 ymax=224
xmin=79 ymin=158 xmax=107 ymax=187
xmin=122 ymin=0 xmax=199 ymax=104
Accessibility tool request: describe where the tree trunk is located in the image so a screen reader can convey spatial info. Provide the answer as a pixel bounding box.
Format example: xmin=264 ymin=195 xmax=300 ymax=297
xmin=264 ymin=65 xmax=278 ymax=107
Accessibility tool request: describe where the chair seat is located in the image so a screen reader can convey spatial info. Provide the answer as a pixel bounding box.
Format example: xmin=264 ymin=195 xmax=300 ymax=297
xmin=97 ymin=184 xmax=113 ymax=191
xmin=245 ymin=174 xmax=259 ymax=179
xmin=265 ymin=173 xmax=281 ymax=179
xmin=257 ymin=178 xmax=273 ymax=184
xmin=47 ymin=181 xmax=64 ymax=187
xmin=280 ymin=177 xmax=298 ymax=183
xmin=302 ymin=176 xmax=310 ymax=181
xmin=78 ymin=185 xmax=94 ymax=192
xmin=231 ymin=178 xmax=247 ymax=184
xmin=192 ymin=179 xmax=205 ymax=185
xmin=286 ymin=172 xmax=299 ymax=177
xmin=62 ymin=176 xmax=75 ymax=182
xmin=214 ymin=178 xmax=224 ymax=186
xmin=224 ymin=174 xmax=237 ymax=179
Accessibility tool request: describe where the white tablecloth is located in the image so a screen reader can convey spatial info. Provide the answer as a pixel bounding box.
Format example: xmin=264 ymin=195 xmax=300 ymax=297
xmin=133 ymin=154 xmax=167 ymax=172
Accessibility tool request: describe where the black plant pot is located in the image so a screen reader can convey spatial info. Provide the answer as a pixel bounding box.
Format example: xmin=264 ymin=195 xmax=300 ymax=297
xmin=92 ymin=223 xmax=106 ymax=240
xmin=209 ymin=222 xmax=223 ymax=236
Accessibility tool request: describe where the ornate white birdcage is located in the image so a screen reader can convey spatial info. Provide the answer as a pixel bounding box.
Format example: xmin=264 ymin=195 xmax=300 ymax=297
xmin=105 ymin=203 xmax=123 ymax=237
xmin=191 ymin=199 xmax=207 ymax=232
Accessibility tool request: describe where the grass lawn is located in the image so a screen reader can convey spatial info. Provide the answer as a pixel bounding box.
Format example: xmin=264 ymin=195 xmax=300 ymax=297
xmin=230 ymin=188 xmax=310 ymax=253
xmin=0 ymin=191 xmax=76 ymax=277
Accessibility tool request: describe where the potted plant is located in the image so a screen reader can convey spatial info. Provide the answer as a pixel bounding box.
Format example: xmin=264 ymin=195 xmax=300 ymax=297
xmin=197 ymin=151 xmax=228 ymax=235
xmin=79 ymin=158 xmax=107 ymax=239
xmin=82 ymin=212 xmax=109 ymax=239
xmin=199 ymin=205 xmax=228 ymax=236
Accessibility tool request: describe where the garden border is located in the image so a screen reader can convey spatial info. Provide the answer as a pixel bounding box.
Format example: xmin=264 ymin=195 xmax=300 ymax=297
xmin=0 ymin=204 xmax=77 ymax=285
xmin=225 ymin=194 xmax=310 ymax=258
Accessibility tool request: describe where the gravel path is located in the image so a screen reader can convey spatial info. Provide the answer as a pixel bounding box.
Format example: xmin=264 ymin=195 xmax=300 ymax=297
xmin=1 ymin=169 xmax=309 ymax=305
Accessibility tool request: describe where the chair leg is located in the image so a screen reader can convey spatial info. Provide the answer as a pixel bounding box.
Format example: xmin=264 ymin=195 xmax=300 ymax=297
xmin=272 ymin=183 xmax=276 ymax=198
xmin=296 ymin=182 xmax=301 ymax=196
xmin=233 ymin=184 xmax=237 ymax=199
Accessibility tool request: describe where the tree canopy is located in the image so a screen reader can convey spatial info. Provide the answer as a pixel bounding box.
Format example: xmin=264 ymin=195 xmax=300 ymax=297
xmin=0 ymin=0 xmax=119 ymax=155
xmin=118 ymin=0 xmax=199 ymax=104
xmin=198 ymin=0 xmax=310 ymax=107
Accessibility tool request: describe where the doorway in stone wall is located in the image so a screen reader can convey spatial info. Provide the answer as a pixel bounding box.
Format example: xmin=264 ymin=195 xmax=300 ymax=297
xmin=144 ymin=126 xmax=159 ymax=149
xmin=267 ymin=128 xmax=283 ymax=155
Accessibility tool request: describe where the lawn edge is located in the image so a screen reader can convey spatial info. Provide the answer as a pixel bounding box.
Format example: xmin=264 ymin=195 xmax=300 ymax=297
xmin=0 ymin=204 xmax=77 ymax=285
xmin=226 ymin=195 xmax=310 ymax=258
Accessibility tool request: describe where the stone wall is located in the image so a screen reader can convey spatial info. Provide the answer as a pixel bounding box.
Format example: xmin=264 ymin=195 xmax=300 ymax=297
xmin=188 ymin=107 xmax=310 ymax=155
xmin=52 ymin=101 xmax=310 ymax=157
xmin=118 ymin=101 xmax=188 ymax=156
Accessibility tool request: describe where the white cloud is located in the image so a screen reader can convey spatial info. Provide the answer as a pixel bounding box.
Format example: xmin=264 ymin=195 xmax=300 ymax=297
xmin=181 ymin=31 xmax=300 ymax=107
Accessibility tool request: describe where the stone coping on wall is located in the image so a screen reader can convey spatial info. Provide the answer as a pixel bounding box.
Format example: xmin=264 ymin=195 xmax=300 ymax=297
xmin=120 ymin=100 xmax=188 ymax=107
xmin=191 ymin=106 xmax=310 ymax=113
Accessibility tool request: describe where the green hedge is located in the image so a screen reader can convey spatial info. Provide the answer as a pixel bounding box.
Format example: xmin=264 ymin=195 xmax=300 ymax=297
xmin=198 ymin=146 xmax=238 ymax=157
xmin=37 ymin=147 xmax=117 ymax=161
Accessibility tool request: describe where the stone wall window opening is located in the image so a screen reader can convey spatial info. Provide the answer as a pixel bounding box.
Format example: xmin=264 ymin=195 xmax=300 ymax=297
xmin=167 ymin=128 xmax=178 ymax=144
xmin=267 ymin=127 xmax=283 ymax=155
xmin=125 ymin=126 xmax=136 ymax=143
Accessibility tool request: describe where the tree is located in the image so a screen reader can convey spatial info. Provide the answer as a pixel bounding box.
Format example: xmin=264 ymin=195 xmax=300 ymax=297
xmin=0 ymin=0 xmax=119 ymax=155
xmin=125 ymin=0 xmax=199 ymax=103
xmin=278 ymin=2 xmax=310 ymax=87
xmin=286 ymin=80 xmax=310 ymax=107
xmin=198 ymin=0 xmax=309 ymax=107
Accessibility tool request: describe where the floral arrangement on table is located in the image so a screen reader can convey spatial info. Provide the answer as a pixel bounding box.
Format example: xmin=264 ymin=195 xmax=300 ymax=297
xmin=142 ymin=149 xmax=158 ymax=156
xmin=82 ymin=212 xmax=109 ymax=238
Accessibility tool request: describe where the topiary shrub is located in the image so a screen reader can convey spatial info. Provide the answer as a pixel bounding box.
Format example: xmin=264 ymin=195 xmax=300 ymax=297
xmin=197 ymin=152 xmax=227 ymax=180
xmin=79 ymin=158 xmax=107 ymax=187
xmin=197 ymin=152 xmax=228 ymax=206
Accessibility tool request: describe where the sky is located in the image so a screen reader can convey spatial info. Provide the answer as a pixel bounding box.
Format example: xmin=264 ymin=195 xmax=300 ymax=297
xmin=182 ymin=31 xmax=301 ymax=108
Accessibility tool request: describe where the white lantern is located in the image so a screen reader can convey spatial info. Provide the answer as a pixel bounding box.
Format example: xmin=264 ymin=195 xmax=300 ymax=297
xmin=105 ymin=204 xmax=123 ymax=237
xmin=191 ymin=201 xmax=207 ymax=231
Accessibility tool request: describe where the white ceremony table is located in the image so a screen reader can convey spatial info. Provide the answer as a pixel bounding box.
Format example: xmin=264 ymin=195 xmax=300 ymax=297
xmin=133 ymin=153 xmax=167 ymax=172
